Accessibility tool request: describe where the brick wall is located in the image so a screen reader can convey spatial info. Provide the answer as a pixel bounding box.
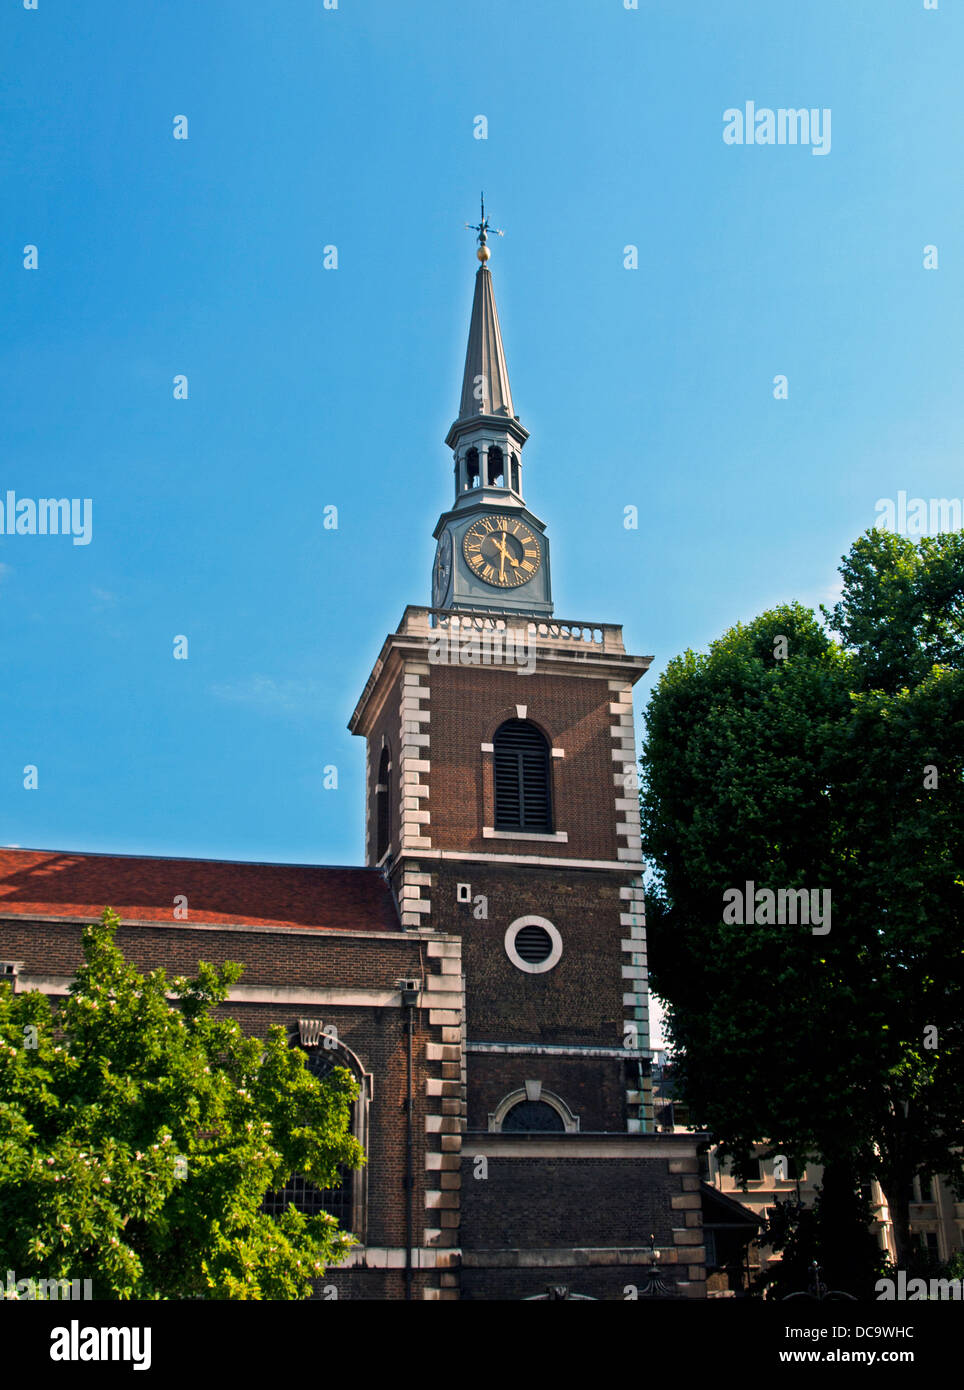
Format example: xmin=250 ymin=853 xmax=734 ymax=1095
xmin=461 ymin=1145 xmax=711 ymax=1295
xmin=0 ymin=918 xmax=426 ymax=990
xmin=459 ymin=1147 xmax=707 ymax=1300
xmin=460 ymin=1155 xmax=677 ymax=1248
xmin=464 ymin=1053 xmax=629 ymax=1132
xmin=424 ymin=663 xmax=620 ymax=861
xmin=429 ymin=864 xmax=626 ymax=1045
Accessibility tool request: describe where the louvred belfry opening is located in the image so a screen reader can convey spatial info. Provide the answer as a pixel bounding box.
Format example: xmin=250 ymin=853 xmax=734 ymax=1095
xmin=375 ymin=746 xmax=390 ymax=861
xmin=493 ymin=719 xmax=552 ymax=832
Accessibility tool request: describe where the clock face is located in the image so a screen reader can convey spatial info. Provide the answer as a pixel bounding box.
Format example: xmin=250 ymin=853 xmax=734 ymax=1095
xmin=432 ymin=531 xmax=452 ymax=607
xmin=462 ymin=515 xmax=542 ymax=589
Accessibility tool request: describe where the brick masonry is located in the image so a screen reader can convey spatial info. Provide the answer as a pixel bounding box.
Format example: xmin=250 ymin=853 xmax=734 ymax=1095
xmin=346 ymin=615 xmax=707 ymax=1300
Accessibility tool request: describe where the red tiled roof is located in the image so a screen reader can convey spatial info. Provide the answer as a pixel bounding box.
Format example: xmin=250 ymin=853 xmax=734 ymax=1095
xmin=0 ymin=849 xmax=400 ymax=933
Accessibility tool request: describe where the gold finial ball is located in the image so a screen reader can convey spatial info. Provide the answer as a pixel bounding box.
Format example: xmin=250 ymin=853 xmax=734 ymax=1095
xmin=477 ymin=244 xmax=490 ymax=263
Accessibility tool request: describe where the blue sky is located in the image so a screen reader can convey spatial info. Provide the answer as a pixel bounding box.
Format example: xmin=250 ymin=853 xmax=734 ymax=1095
xmin=2 ymin=0 xmax=961 ymax=877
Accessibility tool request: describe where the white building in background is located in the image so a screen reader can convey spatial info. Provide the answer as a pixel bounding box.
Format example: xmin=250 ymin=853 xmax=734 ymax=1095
xmin=650 ymin=1049 xmax=964 ymax=1290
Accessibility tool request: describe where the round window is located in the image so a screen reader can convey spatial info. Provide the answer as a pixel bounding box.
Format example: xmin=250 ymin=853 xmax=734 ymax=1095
xmin=504 ymin=916 xmax=562 ymax=974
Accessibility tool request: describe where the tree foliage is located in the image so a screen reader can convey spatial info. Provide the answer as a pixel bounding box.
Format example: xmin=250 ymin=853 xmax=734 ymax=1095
xmin=641 ymin=530 xmax=964 ymax=1267
xmin=755 ymin=1166 xmax=889 ymax=1300
xmin=0 ymin=909 xmax=362 ymax=1299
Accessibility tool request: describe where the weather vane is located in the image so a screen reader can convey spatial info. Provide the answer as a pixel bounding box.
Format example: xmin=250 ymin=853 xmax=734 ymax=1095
xmin=465 ymin=192 xmax=503 ymax=263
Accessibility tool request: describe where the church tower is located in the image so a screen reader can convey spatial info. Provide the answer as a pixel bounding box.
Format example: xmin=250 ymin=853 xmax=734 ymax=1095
xmin=349 ymin=211 xmax=707 ymax=1299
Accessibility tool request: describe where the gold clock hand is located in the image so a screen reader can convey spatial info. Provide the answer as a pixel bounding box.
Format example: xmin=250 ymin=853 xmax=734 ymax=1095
xmin=491 ymin=532 xmax=510 ymax=581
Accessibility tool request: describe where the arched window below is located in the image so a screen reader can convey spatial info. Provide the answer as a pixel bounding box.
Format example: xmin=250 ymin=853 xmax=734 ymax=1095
xmin=493 ymin=719 xmax=552 ymax=832
xmin=263 ymin=1036 xmax=372 ymax=1242
xmin=502 ymin=1100 xmax=565 ymax=1132
xmin=489 ymin=1086 xmax=580 ymax=1133
xmin=465 ymin=448 xmax=480 ymax=489
xmin=487 ymin=445 xmax=504 ymax=486
xmin=510 ymin=454 xmax=520 ymax=492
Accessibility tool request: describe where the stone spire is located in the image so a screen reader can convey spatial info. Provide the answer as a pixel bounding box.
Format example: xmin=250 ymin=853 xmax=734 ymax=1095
xmin=445 ymin=197 xmax=528 ymax=462
xmin=432 ymin=201 xmax=551 ymax=618
xmin=456 ymin=263 xmax=516 ymax=421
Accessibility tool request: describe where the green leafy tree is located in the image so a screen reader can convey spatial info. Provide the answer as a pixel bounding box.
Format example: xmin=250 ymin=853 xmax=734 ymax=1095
xmin=754 ymin=1170 xmax=890 ymax=1300
xmin=641 ymin=530 xmax=964 ymax=1272
xmin=0 ymin=909 xmax=363 ymax=1299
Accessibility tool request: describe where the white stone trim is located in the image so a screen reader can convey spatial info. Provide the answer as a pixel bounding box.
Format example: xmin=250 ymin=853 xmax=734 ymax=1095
xmin=471 ymin=1137 xmax=697 ymax=1159
xmin=551 ymin=747 xmax=565 ymax=758
xmin=429 ymin=1009 xmax=461 ymax=1026
xmin=462 ymin=1246 xmax=679 ymax=1269
xmin=482 ymin=827 xmax=568 ymax=843
xmin=467 ymin=1041 xmax=648 ymax=1060
xmin=399 ymin=859 xmax=432 ymax=929
xmin=395 ymin=849 xmax=645 ymax=872
xmin=402 ymin=733 xmax=430 ymax=749
xmin=339 ymin=1245 xmax=460 ymax=1270
xmin=621 ymin=868 xmax=650 ymax=1133
xmin=19 ymin=976 xmax=428 ymax=1009
xmin=504 ymin=915 xmax=563 ymax=974
xmin=422 ymin=946 xmax=465 ymax=1260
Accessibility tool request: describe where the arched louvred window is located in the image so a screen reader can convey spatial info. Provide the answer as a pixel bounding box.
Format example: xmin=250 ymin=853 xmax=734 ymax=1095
xmin=487 ymin=445 xmax=504 ymax=486
xmin=375 ymin=745 xmax=391 ymax=861
xmin=493 ymin=719 xmax=552 ymax=832
xmin=465 ymin=448 xmax=480 ymax=489
xmin=510 ymin=454 xmax=520 ymax=493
